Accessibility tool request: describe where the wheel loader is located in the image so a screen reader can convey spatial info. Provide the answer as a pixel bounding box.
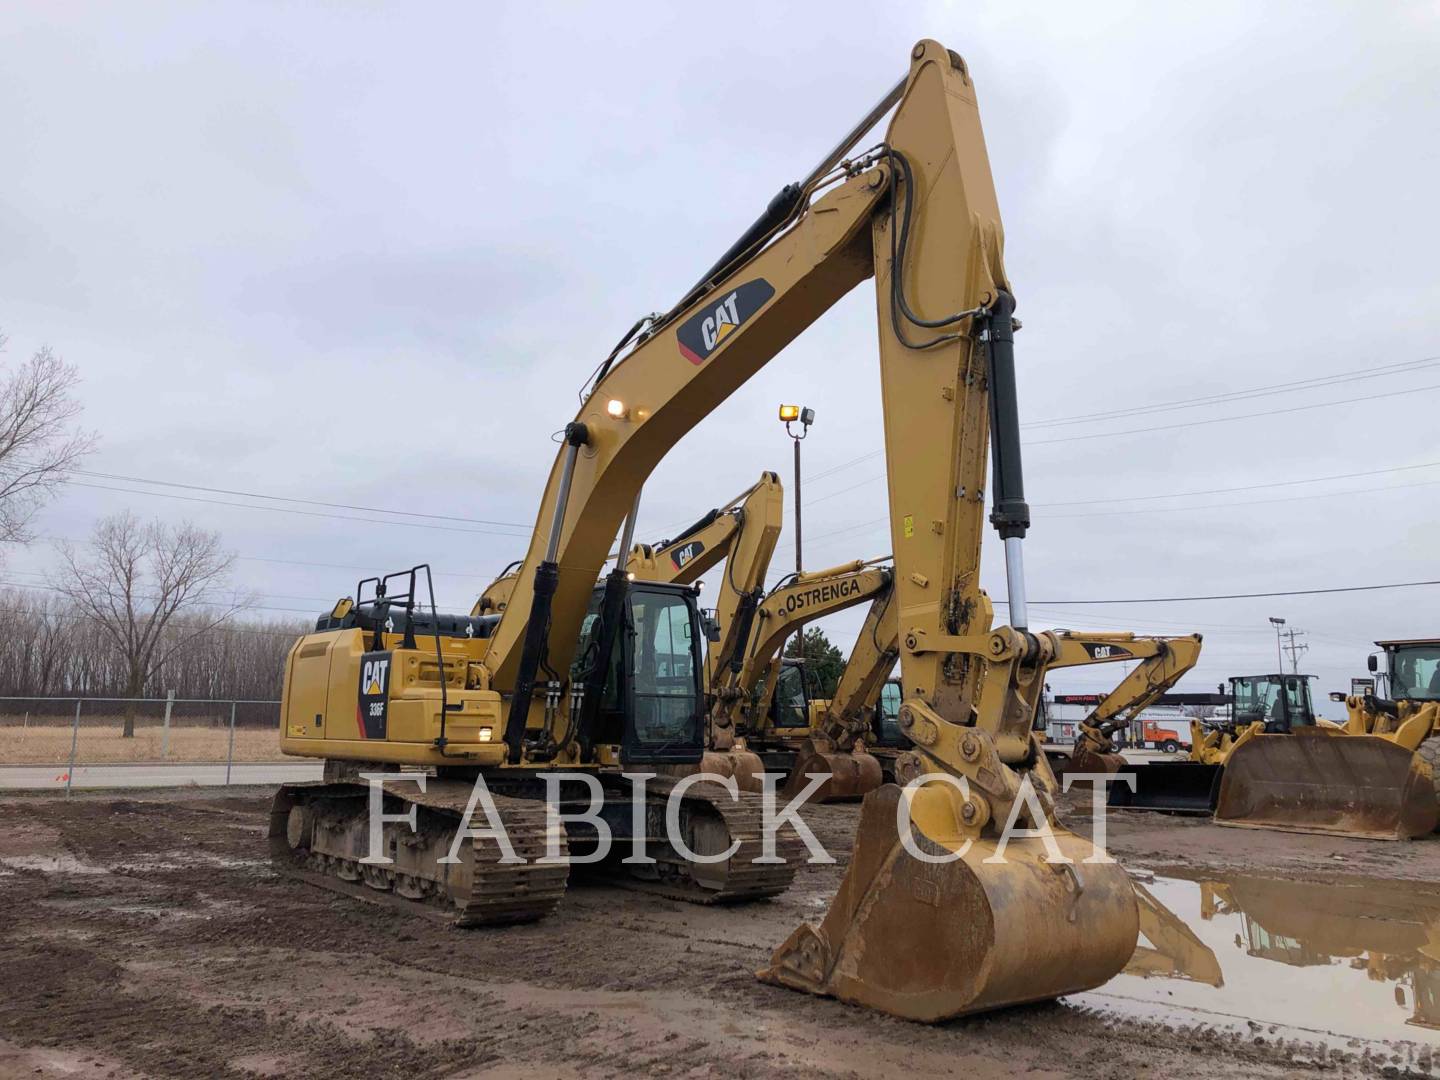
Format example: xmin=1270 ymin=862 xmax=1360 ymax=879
xmin=1213 ymin=642 xmax=1440 ymax=839
xmin=271 ymin=39 xmax=1151 ymax=1022
xmin=1108 ymin=673 xmax=1296 ymax=815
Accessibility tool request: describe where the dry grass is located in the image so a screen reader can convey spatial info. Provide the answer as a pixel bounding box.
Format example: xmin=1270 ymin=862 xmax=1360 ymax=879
xmin=0 ymin=725 xmax=287 ymax=764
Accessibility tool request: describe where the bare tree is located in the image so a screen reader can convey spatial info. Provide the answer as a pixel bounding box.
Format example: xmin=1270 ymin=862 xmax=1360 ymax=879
xmin=53 ymin=513 xmax=248 ymax=735
xmin=0 ymin=330 xmax=95 ymax=544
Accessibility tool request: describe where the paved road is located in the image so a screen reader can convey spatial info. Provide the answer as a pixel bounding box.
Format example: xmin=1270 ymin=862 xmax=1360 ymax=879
xmin=0 ymin=761 xmax=324 ymax=791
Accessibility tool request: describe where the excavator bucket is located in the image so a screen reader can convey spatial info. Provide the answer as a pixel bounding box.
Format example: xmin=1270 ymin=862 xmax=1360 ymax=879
xmin=1049 ymin=741 xmax=1125 ymax=783
xmin=780 ymin=738 xmax=883 ymax=803
xmin=1108 ymin=762 xmax=1223 ymax=815
xmin=759 ymin=783 xmax=1139 ymax=1022
xmin=1214 ymin=728 xmax=1439 ymax=840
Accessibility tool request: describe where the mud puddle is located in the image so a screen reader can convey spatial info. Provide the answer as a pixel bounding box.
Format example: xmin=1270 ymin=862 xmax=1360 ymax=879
xmin=1066 ymin=868 xmax=1440 ymax=1069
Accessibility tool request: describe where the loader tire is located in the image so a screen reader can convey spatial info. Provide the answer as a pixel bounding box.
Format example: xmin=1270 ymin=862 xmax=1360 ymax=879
xmin=1419 ymin=735 xmax=1440 ymax=832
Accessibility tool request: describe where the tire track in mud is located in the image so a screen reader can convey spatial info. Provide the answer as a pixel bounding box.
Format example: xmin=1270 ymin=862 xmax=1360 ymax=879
xmin=0 ymin=790 xmax=1391 ymax=1078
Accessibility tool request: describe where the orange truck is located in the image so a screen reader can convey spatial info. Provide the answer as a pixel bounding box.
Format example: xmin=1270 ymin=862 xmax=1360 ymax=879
xmin=1136 ymin=718 xmax=1190 ymax=754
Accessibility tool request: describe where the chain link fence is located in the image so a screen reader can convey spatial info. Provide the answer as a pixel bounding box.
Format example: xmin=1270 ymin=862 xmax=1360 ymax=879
xmin=0 ymin=695 xmax=294 ymax=794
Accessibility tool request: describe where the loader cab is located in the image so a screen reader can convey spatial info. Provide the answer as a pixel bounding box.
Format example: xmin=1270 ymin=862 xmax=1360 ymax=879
xmin=1229 ymin=674 xmax=1317 ymax=733
xmin=572 ymin=580 xmax=707 ymax=762
xmin=1375 ymin=640 xmax=1440 ymax=703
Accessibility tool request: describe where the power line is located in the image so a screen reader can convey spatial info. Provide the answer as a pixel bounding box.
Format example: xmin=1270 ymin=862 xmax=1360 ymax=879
xmin=802 ymin=461 xmax=1438 ymax=544
xmin=1042 ymin=477 xmax=1440 ymax=519
xmin=60 ymin=468 xmax=531 ymax=529
xmin=801 ymin=353 xmax=1440 ymax=482
xmin=812 ymin=458 xmax=1440 ymax=512
xmin=234 ymin=554 xmax=491 ymax=579
xmin=1035 ymin=459 xmax=1440 ymax=508
xmin=66 ymin=481 xmax=533 ymax=536
xmin=1027 ymin=382 xmax=1440 ymax=447
xmin=1023 ymin=355 xmax=1440 ymax=429
xmin=994 ymin=579 xmax=1440 ymax=605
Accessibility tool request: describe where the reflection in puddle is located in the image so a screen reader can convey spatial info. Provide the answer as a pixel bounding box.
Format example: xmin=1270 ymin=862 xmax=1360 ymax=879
xmin=1069 ymin=870 xmax=1440 ymax=1065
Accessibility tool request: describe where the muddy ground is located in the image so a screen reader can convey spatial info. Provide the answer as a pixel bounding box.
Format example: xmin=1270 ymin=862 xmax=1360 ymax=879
xmin=0 ymin=787 xmax=1436 ymax=1079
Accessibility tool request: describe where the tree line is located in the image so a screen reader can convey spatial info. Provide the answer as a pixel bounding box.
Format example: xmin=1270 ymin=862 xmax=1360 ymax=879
xmin=0 ymin=587 xmax=307 ymax=702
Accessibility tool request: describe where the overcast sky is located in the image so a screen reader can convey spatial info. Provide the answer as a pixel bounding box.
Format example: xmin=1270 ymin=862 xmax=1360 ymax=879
xmin=2 ymin=2 xmax=1438 ymax=713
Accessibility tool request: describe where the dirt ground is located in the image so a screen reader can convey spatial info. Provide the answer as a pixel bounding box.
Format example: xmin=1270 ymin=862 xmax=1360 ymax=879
xmin=0 ymin=786 xmax=1435 ymax=1079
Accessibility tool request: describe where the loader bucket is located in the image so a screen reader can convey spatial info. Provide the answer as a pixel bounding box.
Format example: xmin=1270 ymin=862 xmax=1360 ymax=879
xmin=1214 ymin=729 xmax=1439 ymax=840
xmin=758 ymin=783 xmax=1139 ymax=1022
xmin=1107 ymin=762 xmax=1222 ymax=815
xmin=780 ymin=739 xmax=883 ymax=803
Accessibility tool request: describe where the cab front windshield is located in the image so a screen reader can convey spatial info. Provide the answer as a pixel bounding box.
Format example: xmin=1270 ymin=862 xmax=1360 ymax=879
xmin=630 ymin=590 xmax=701 ymax=743
xmin=877 ymin=680 xmax=902 ymax=744
xmin=1391 ymin=645 xmax=1440 ymax=702
xmin=773 ymin=663 xmax=809 ymax=728
xmin=571 ymin=586 xmax=701 ymax=749
xmin=1232 ymin=675 xmax=1313 ymax=729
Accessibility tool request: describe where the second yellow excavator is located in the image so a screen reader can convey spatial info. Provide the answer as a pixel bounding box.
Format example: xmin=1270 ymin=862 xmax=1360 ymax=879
xmin=620 ymin=474 xmax=895 ymax=799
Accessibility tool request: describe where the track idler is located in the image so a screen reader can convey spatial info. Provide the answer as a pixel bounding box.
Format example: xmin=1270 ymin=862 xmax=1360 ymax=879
xmin=780 ymin=736 xmax=883 ymax=803
xmin=759 ymin=779 xmax=1138 ymax=1022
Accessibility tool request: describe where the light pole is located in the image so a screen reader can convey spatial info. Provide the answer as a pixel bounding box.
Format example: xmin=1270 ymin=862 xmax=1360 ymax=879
xmin=778 ymin=405 xmax=814 ymax=574
xmin=779 ymin=404 xmax=814 ymax=665
xmin=1268 ymin=617 xmax=1286 ymax=673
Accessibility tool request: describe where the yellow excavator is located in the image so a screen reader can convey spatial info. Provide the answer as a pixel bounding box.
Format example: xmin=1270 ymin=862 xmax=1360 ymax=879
xmin=622 ymin=471 xmax=784 ymax=788
xmin=272 ymin=40 xmax=1146 ymax=1022
xmin=713 ymin=558 xmax=894 ymax=798
xmin=614 ymin=473 xmax=894 ymax=799
xmin=1214 ymin=644 xmax=1440 ymax=838
xmin=485 ymin=482 xmax=904 ymax=800
xmin=1042 ymin=633 xmax=1204 ymax=778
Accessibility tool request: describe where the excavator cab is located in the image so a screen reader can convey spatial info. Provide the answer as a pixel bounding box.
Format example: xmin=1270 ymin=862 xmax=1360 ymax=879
xmin=571 ymin=580 xmax=708 ymax=764
xmin=768 ymin=658 xmax=815 ymax=733
xmin=873 ymin=678 xmax=905 ymax=748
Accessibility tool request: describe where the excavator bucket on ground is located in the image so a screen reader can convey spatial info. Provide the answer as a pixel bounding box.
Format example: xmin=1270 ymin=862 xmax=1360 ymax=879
xmin=1056 ymin=740 xmax=1126 ymax=779
xmin=1108 ymin=761 xmax=1224 ymax=815
xmin=781 ymin=738 xmax=883 ymax=803
xmin=759 ymin=783 xmax=1139 ymax=1022
xmin=1213 ymin=728 xmax=1439 ymax=840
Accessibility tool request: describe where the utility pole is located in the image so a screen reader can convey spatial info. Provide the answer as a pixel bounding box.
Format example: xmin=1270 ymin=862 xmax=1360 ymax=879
xmin=1280 ymin=627 xmax=1308 ymax=675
